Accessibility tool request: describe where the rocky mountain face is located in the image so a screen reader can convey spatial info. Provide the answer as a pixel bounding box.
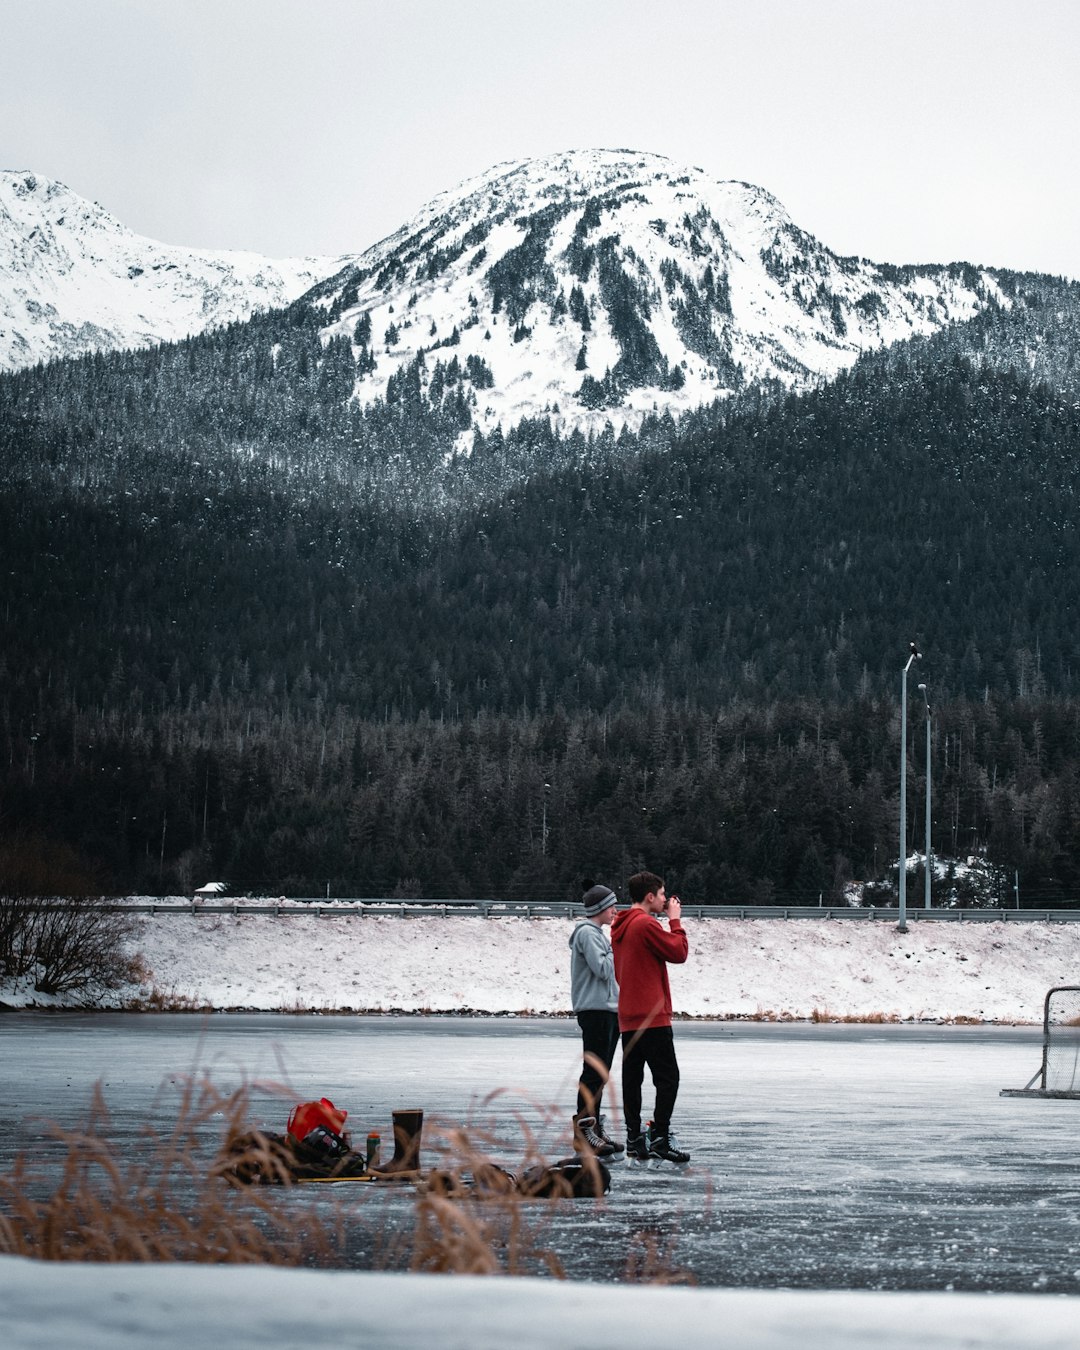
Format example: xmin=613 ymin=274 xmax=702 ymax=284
xmin=311 ymin=148 xmax=1009 ymax=433
xmin=2 ymin=152 xmax=1013 ymax=431
xmin=0 ymin=170 xmax=348 ymax=371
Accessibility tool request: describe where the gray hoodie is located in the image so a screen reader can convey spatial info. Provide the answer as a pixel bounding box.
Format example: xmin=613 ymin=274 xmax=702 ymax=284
xmin=569 ymin=919 xmax=619 ymax=1012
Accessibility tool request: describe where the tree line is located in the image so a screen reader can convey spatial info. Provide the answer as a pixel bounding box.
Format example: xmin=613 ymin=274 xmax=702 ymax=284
xmin=2 ymin=693 xmax=1077 ymax=905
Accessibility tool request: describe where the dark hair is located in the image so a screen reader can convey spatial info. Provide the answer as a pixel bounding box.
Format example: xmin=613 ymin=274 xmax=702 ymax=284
xmin=628 ymin=870 xmax=664 ymax=905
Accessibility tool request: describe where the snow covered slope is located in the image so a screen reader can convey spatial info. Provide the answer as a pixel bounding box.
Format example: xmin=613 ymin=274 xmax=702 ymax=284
xmin=314 ymin=148 xmax=1009 ymax=432
xmin=1 ymin=152 xmax=1011 ymax=432
xmin=6 ymin=909 xmax=1078 ymax=1022
xmin=0 ymin=171 xmax=348 ymax=370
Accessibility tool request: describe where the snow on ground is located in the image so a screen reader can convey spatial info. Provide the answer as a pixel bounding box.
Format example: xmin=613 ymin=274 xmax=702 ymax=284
xmin=3 ymin=1260 xmax=1079 ymax=1350
xmin=5 ymin=908 xmax=1080 ymax=1020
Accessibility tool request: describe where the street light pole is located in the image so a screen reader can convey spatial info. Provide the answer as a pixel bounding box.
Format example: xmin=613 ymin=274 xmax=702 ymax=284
xmin=899 ymin=643 xmax=920 ymax=931
xmin=919 ymin=683 xmax=931 ymax=910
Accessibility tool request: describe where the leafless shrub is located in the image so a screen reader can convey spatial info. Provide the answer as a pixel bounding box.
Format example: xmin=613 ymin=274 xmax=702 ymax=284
xmin=0 ymin=893 xmax=36 ymax=980
xmin=24 ymin=899 xmax=142 ymax=994
xmin=0 ymin=833 xmax=141 ymax=993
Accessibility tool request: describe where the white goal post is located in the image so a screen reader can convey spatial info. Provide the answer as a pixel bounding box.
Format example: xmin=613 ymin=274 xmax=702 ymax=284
xmin=1001 ymin=986 xmax=1080 ymax=1099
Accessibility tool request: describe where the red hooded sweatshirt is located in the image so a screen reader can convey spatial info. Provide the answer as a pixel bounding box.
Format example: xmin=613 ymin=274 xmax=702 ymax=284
xmin=610 ymin=906 xmax=689 ymax=1032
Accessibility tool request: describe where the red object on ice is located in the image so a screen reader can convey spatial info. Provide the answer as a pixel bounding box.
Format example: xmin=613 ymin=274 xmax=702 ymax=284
xmin=287 ymin=1097 xmax=348 ymax=1144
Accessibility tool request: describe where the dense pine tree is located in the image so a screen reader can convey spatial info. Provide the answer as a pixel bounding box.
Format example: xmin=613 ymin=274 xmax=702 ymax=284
xmin=5 ymin=276 xmax=1080 ymax=898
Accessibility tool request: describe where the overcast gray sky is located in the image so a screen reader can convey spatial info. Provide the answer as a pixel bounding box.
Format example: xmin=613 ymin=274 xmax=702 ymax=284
xmin=3 ymin=0 xmax=1078 ymax=277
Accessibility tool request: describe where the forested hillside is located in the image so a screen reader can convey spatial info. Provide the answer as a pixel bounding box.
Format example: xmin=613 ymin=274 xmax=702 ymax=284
xmin=3 ymin=278 xmax=1080 ymax=901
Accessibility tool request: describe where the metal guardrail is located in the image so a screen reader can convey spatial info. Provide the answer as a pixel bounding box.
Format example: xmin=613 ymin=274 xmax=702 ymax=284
xmin=24 ymin=900 xmax=1080 ymax=921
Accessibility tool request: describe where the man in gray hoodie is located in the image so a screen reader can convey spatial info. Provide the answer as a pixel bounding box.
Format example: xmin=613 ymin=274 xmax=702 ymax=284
xmin=569 ymin=881 xmax=624 ymax=1159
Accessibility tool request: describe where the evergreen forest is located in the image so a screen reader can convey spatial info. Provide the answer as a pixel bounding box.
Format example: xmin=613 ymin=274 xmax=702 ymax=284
xmin=3 ymin=274 xmax=1080 ymax=903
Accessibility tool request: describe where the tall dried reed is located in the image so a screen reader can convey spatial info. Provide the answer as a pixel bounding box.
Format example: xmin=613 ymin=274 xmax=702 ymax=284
xmin=0 ymin=1077 xmax=345 ymax=1264
xmin=0 ymin=1078 xmax=623 ymax=1278
xmin=1 ymin=1047 xmax=705 ymax=1282
xmin=409 ymin=1092 xmax=573 ymax=1277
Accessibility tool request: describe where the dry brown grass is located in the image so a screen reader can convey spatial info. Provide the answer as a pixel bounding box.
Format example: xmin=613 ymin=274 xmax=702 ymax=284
xmin=123 ymin=987 xmax=215 ymax=1013
xmin=0 ymin=1076 xmax=349 ymax=1263
xmin=412 ymin=1159 xmax=566 ymax=1278
xmin=409 ymin=1091 xmax=599 ymax=1277
xmin=810 ymin=1007 xmax=901 ymax=1024
xmin=0 ymin=1078 xmax=640 ymax=1279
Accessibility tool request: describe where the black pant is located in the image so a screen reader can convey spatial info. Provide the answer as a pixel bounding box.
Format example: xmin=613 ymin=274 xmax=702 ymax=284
xmin=576 ymin=1009 xmax=620 ymax=1117
xmin=621 ymin=1024 xmax=680 ymax=1138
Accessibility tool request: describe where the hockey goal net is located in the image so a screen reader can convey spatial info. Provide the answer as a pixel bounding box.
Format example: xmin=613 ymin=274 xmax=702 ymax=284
xmin=1044 ymin=986 xmax=1080 ymax=1093
xmin=1001 ymin=985 xmax=1080 ymax=1098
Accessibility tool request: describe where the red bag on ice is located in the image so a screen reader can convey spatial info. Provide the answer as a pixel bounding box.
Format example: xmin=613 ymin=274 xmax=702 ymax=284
xmin=287 ymin=1097 xmax=349 ymax=1146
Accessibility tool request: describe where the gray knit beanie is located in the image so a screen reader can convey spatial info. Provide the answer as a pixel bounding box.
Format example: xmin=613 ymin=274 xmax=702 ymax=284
xmin=582 ymin=881 xmax=617 ymax=917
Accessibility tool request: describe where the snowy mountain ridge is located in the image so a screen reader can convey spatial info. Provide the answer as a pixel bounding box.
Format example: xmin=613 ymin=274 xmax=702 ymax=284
xmin=312 ymin=148 xmax=1010 ymax=433
xmin=1 ymin=152 xmax=1011 ymax=433
xmin=0 ymin=170 xmax=349 ymax=370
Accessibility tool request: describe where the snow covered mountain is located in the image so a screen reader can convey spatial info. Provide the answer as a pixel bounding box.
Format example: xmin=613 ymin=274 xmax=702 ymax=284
xmin=0 ymin=171 xmax=349 ymax=371
xmin=1 ymin=152 xmax=1011 ymax=433
xmin=312 ymin=149 xmax=1009 ymax=433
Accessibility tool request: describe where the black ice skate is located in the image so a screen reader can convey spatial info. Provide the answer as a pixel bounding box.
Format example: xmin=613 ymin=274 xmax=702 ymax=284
xmin=624 ymin=1131 xmax=650 ymax=1166
xmin=646 ymin=1129 xmax=690 ymax=1170
xmin=573 ymin=1114 xmax=618 ymax=1159
xmin=595 ymin=1114 xmax=625 ymax=1157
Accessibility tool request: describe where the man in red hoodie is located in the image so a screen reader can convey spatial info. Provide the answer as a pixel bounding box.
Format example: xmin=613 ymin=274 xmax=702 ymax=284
xmin=610 ymin=870 xmax=690 ymax=1167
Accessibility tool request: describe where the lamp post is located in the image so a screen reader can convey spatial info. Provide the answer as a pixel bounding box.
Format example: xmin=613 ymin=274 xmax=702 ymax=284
xmin=899 ymin=642 xmax=920 ymax=931
xmin=918 ymin=683 xmax=932 ymax=910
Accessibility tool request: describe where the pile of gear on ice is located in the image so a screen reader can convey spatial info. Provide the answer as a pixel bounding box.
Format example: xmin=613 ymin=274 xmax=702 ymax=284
xmin=217 ymin=1097 xmax=615 ymax=1199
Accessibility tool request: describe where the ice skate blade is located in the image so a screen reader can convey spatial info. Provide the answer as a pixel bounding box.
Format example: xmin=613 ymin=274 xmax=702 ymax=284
xmin=573 ymin=1149 xmax=620 ymax=1165
xmin=626 ymin=1155 xmax=691 ymax=1173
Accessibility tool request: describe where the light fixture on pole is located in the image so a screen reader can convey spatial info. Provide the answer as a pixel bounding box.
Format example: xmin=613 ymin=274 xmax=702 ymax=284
xmin=899 ymin=642 xmax=920 ymax=931
xmin=918 ymin=683 xmax=931 ymax=910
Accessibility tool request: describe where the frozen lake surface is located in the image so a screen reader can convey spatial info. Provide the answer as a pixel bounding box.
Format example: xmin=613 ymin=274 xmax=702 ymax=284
xmin=3 ymin=1013 xmax=1080 ymax=1293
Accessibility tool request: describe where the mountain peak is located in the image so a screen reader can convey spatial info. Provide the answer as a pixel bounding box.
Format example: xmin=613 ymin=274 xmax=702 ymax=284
xmin=312 ymin=148 xmax=1005 ymax=435
xmin=0 ymin=170 xmax=348 ymax=371
xmin=380 ymin=148 xmax=792 ymax=251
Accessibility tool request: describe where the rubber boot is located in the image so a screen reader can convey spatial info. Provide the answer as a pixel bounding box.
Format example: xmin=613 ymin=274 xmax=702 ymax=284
xmin=373 ymin=1108 xmax=423 ymax=1180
